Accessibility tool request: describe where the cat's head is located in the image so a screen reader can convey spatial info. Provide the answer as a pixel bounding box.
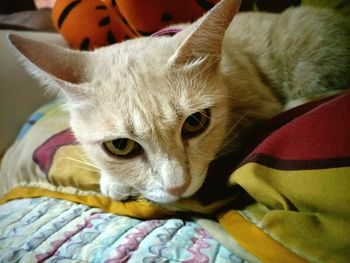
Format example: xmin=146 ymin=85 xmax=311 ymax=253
xmin=9 ymin=0 xmax=241 ymax=203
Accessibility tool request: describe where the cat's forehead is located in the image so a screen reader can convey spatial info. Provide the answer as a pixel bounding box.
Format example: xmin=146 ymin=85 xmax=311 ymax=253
xmin=79 ymin=81 xmax=216 ymax=144
xmin=97 ymin=37 xmax=176 ymax=75
xmin=86 ymin=67 xmax=211 ymax=128
xmin=90 ymin=37 xmax=213 ymax=110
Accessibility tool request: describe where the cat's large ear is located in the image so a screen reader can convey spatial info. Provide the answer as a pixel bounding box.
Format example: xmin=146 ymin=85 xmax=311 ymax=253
xmin=171 ymin=0 xmax=241 ymax=69
xmin=8 ymin=34 xmax=93 ymax=100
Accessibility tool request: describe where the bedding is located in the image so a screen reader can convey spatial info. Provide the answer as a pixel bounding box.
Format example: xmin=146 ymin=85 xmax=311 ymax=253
xmin=1 ymin=91 xmax=350 ymax=262
xmin=1 ymin=2 xmax=350 ymax=262
xmin=0 ymin=197 xmax=241 ymax=262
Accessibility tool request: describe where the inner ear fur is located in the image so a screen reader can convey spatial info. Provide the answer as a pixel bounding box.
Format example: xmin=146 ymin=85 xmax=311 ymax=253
xmin=8 ymin=34 xmax=92 ymax=85
xmin=171 ymin=0 xmax=241 ymax=66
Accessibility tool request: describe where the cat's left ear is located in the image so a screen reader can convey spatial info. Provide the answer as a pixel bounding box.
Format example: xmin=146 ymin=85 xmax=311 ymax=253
xmin=171 ymin=0 xmax=241 ymax=69
xmin=8 ymin=34 xmax=93 ymax=101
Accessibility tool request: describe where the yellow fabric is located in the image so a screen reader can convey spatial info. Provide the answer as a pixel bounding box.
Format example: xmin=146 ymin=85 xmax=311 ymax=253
xmin=231 ymin=163 xmax=350 ymax=263
xmin=0 ymin=186 xmax=170 ymax=219
xmin=218 ymin=210 xmax=308 ymax=263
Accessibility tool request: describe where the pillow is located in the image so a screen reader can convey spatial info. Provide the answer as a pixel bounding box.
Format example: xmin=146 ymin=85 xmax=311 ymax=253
xmin=1 ymin=100 xmax=100 ymax=192
xmin=51 ymin=0 xmax=220 ymax=50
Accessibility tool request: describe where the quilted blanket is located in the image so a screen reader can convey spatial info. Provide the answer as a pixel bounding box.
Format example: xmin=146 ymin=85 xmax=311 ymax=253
xmin=0 ymin=197 xmax=241 ymax=262
xmin=1 ymin=91 xmax=350 ymax=262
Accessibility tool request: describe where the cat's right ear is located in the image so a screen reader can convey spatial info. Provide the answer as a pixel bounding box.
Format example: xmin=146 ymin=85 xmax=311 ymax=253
xmin=8 ymin=34 xmax=92 ymax=101
xmin=170 ymin=0 xmax=241 ymax=71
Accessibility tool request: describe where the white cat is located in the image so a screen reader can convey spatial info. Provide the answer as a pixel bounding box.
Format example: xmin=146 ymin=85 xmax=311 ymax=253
xmin=9 ymin=0 xmax=349 ymax=203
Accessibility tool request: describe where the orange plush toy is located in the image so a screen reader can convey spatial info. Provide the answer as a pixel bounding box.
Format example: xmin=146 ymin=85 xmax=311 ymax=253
xmin=52 ymin=0 xmax=220 ymax=50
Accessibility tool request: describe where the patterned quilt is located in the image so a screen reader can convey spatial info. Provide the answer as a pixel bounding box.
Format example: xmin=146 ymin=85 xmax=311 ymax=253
xmin=0 ymin=197 xmax=242 ymax=263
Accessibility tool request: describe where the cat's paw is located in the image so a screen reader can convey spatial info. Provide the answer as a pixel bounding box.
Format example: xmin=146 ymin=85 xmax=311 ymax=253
xmin=100 ymin=175 xmax=133 ymax=201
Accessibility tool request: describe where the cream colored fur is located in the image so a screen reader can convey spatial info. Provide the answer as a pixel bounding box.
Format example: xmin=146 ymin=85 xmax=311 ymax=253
xmin=8 ymin=0 xmax=350 ymax=203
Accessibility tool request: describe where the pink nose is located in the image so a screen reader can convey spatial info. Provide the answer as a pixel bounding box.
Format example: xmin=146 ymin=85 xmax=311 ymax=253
xmin=166 ymin=182 xmax=190 ymax=196
xmin=165 ymin=176 xmax=191 ymax=196
xmin=166 ymin=186 xmax=186 ymax=196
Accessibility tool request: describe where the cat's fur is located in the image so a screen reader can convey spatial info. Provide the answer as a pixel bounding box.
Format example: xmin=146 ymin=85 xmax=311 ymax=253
xmin=9 ymin=0 xmax=350 ymax=203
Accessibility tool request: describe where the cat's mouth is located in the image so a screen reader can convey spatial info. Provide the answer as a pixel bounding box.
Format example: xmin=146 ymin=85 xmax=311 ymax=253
xmin=138 ymin=171 xmax=207 ymax=204
xmin=141 ymin=188 xmax=182 ymax=204
xmin=101 ymin=167 xmax=208 ymax=204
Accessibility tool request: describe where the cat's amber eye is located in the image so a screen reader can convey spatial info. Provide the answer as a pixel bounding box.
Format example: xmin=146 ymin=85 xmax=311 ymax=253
xmin=103 ymin=138 xmax=142 ymax=158
xmin=182 ymin=109 xmax=210 ymax=139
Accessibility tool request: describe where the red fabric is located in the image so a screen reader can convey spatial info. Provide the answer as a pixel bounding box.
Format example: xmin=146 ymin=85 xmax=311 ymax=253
xmin=241 ymin=92 xmax=350 ymax=170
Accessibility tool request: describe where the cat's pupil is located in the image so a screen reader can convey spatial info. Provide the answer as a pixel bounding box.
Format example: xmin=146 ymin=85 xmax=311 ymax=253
xmin=187 ymin=112 xmax=202 ymax=127
xmin=113 ymin=139 xmax=127 ymax=150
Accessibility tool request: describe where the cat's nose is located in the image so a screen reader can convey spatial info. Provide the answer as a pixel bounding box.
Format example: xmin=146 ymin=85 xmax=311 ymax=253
xmin=166 ymin=181 xmax=190 ymax=196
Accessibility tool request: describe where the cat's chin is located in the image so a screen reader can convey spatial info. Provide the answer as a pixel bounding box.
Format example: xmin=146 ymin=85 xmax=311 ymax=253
xmin=100 ymin=174 xmax=179 ymax=203
xmin=142 ymin=190 xmax=181 ymax=204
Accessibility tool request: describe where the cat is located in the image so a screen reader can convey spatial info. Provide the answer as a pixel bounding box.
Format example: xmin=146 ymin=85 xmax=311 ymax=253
xmin=9 ymin=0 xmax=350 ymax=204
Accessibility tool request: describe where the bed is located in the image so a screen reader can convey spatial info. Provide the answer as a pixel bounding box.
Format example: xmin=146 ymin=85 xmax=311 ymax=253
xmin=1 ymin=2 xmax=350 ymax=263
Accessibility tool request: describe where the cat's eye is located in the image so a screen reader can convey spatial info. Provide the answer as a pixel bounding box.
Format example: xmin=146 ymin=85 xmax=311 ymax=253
xmin=182 ymin=109 xmax=210 ymax=138
xmin=103 ymin=138 xmax=142 ymax=158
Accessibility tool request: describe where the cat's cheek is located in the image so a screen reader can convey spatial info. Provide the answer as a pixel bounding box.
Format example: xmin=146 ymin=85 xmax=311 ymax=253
xmin=183 ymin=171 xmax=207 ymax=198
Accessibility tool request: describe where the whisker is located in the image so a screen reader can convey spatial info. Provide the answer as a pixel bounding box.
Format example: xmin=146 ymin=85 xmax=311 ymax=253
xmin=223 ymin=112 xmax=247 ymax=141
xmin=202 ymin=112 xmax=211 ymax=120
xmin=182 ymin=56 xmax=216 ymax=91
xmin=214 ymin=134 xmax=242 ymax=160
xmin=66 ymin=163 xmax=100 ymax=173
xmin=204 ymin=94 xmax=244 ymax=100
xmin=215 ymin=113 xmax=248 ymax=159
xmin=72 ymin=148 xmax=100 ymax=169
xmin=59 ymin=154 xmax=100 ymax=173
xmin=60 ymin=155 xmax=96 ymax=167
xmin=214 ymin=134 xmax=243 ymax=159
